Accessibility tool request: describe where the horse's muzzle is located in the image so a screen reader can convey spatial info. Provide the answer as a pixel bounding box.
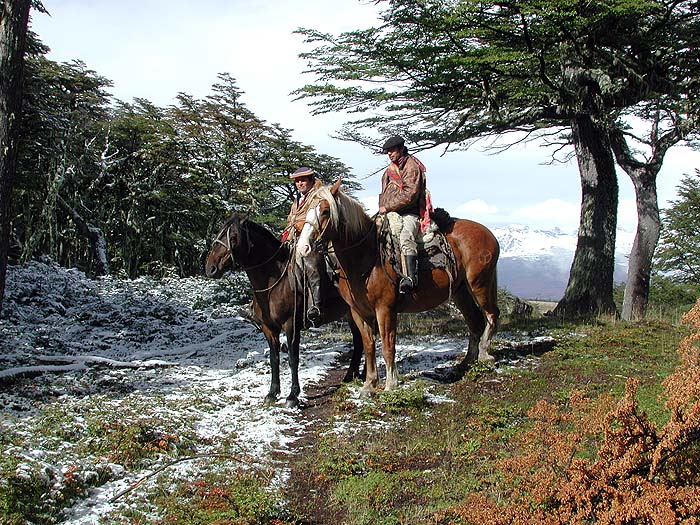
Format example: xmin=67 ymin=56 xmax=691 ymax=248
xmin=297 ymin=240 xmax=312 ymax=258
xmin=205 ymin=263 xmax=220 ymax=278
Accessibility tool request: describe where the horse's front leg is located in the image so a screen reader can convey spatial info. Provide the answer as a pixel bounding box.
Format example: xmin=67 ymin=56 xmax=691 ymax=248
xmin=352 ymin=310 xmax=377 ymax=397
xmin=285 ymin=324 xmax=302 ymax=409
xmin=377 ymin=306 xmax=399 ymax=390
xmin=261 ymin=325 xmax=281 ymax=406
xmin=343 ymin=314 xmax=365 ymax=382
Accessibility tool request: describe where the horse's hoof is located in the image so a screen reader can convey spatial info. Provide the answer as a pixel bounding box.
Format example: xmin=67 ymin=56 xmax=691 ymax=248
xmin=359 ymin=386 xmax=375 ymax=398
xmin=263 ymin=395 xmax=277 ymax=407
xmin=285 ymin=397 xmax=300 ymax=409
xmin=342 ymin=370 xmax=361 ymax=383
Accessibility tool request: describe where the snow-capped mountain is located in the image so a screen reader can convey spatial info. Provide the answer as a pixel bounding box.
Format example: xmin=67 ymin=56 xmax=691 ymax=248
xmin=492 ymin=224 xmax=635 ymax=300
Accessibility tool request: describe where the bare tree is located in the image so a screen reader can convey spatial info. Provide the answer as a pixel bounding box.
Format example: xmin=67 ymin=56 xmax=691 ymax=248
xmin=611 ymin=110 xmax=698 ymax=320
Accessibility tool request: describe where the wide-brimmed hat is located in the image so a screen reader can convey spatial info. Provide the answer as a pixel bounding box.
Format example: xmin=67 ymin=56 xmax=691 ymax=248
xmin=382 ymin=135 xmax=405 ymax=152
xmin=290 ymin=167 xmax=316 ymax=179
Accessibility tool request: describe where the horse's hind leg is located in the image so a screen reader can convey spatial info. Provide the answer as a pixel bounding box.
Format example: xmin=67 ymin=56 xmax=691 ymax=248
xmin=452 ymin=283 xmax=493 ymax=363
xmin=470 ymin=274 xmax=500 ymax=358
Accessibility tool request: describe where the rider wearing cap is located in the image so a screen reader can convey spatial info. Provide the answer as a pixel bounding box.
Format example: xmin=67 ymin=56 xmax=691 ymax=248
xmin=284 ymin=167 xmax=325 ymax=326
xmin=379 ymin=136 xmax=429 ymax=294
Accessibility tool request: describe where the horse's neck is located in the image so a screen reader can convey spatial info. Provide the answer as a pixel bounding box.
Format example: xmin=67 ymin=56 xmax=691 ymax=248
xmin=334 ymin=215 xmax=378 ymax=275
xmin=236 ymin=229 xmax=289 ymax=287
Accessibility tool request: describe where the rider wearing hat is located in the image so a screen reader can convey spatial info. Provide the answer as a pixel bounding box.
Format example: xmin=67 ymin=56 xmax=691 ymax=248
xmin=284 ymin=167 xmax=325 ymax=326
xmin=379 ymin=135 xmax=429 ymax=294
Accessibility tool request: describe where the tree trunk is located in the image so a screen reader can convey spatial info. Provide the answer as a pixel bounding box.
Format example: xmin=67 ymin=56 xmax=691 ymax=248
xmin=57 ymin=195 xmax=109 ymax=276
xmin=0 ymin=0 xmax=31 ymax=314
xmin=609 ymin=125 xmax=673 ymax=321
xmin=622 ymin=185 xmax=660 ymax=320
xmin=553 ymin=115 xmax=618 ymax=318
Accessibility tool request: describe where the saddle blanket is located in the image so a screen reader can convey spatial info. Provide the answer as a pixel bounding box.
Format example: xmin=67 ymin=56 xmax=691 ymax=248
xmin=381 ymin=212 xmax=455 ymax=278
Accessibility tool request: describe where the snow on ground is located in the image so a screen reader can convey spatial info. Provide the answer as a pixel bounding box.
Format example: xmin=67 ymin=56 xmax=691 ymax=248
xmin=1 ymin=260 xmax=359 ymax=523
xmin=0 ymin=260 xmax=550 ymax=523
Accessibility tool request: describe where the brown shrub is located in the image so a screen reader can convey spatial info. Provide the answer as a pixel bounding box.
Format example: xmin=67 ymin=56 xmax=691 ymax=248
xmin=433 ymin=300 xmax=700 ymax=525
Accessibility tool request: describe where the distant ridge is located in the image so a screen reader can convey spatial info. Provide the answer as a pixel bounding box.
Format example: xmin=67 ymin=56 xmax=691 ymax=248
xmin=491 ymin=225 xmax=634 ymax=300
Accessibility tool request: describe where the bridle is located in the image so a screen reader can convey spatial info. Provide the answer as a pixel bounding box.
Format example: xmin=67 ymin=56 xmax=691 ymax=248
xmin=212 ymin=221 xmax=287 ymax=273
xmin=301 ymin=196 xmax=333 ymax=248
xmin=212 ymin=225 xmax=236 ymax=268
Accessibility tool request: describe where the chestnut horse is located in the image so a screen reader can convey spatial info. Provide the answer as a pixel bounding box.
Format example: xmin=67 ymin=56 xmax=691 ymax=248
xmin=296 ymin=181 xmax=500 ymax=396
xmin=205 ymin=213 xmax=363 ymax=408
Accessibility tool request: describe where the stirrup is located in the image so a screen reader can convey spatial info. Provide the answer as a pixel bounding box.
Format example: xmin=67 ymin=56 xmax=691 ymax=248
xmin=399 ymin=276 xmax=415 ymax=294
xmin=307 ymin=305 xmax=322 ymax=327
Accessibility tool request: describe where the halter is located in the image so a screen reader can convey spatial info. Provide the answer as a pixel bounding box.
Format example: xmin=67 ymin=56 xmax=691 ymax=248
xmin=301 ymin=195 xmax=333 ymax=247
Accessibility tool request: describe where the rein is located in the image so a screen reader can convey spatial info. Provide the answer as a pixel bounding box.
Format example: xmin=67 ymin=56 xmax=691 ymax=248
xmin=311 ymin=208 xmax=380 ymax=256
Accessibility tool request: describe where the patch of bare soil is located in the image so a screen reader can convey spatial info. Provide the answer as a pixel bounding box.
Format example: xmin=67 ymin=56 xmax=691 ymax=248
xmin=282 ymin=353 xmax=353 ymax=525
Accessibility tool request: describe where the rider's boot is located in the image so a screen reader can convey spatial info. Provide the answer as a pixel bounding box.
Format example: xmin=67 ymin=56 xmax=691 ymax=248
xmin=305 ymin=257 xmax=323 ymax=327
xmin=399 ymin=254 xmax=418 ymax=294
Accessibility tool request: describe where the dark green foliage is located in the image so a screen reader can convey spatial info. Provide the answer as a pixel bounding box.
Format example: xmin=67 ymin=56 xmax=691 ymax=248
xmin=11 ymin=36 xmax=357 ymax=277
xmin=655 ymin=170 xmax=700 ymax=284
xmin=296 ymin=0 xmax=699 ymax=147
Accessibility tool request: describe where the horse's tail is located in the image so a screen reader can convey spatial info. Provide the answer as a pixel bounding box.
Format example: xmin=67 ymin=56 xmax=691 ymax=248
xmin=430 ymin=207 xmax=454 ymax=231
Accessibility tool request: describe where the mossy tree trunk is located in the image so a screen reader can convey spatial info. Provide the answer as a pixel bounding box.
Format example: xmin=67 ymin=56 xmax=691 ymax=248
xmin=554 ymin=115 xmax=618 ymax=318
xmin=0 ymin=0 xmax=31 ymax=313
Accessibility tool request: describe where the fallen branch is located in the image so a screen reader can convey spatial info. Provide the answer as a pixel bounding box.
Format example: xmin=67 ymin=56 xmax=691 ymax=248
xmin=0 ymin=356 xmax=174 ymax=385
xmin=108 ymin=452 xmax=264 ymax=503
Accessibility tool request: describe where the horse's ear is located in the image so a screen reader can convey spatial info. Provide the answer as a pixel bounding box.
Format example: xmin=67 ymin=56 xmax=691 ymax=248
xmin=330 ymin=178 xmax=342 ymax=195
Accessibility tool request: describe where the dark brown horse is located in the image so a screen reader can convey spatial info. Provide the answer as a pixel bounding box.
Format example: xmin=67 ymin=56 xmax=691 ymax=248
xmin=205 ymin=213 xmax=363 ymax=408
xmin=296 ymin=181 xmax=500 ymax=396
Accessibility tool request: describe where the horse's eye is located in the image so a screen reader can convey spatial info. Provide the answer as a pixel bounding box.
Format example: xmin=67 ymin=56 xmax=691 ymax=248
xmin=320 ymin=208 xmax=330 ymax=218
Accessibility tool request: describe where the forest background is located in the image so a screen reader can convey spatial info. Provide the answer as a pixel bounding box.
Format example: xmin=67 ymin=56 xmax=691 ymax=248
xmin=2 ymin=0 xmax=700 ymax=317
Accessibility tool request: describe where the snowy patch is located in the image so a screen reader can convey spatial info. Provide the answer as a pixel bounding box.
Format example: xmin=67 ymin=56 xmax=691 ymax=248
xmin=0 ymin=260 xmax=549 ymax=523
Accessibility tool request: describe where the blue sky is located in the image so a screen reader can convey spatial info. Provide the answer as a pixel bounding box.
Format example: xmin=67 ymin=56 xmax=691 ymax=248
xmin=30 ymin=0 xmax=699 ymax=233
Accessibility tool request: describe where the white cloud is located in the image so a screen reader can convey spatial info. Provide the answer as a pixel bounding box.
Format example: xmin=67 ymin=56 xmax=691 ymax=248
xmin=617 ymin=198 xmax=638 ymax=232
xmin=512 ymin=198 xmax=580 ymax=228
xmin=359 ymin=195 xmax=378 ymax=214
xmin=455 ymin=199 xmax=499 ymax=215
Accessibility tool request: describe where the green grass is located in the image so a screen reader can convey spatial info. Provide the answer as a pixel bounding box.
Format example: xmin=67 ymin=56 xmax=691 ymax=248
xmin=286 ymin=314 xmax=689 ymax=524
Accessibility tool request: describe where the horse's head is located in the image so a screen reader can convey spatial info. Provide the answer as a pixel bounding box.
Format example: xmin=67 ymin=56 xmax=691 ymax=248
xmin=205 ymin=213 xmax=247 ymax=278
xmin=296 ymin=180 xmax=342 ymax=258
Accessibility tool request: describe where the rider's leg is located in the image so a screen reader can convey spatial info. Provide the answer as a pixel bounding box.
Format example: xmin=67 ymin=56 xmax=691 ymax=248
xmin=303 ymin=252 xmax=324 ymax=326
xmin=399 ymin=214 xmax=419 ymax=293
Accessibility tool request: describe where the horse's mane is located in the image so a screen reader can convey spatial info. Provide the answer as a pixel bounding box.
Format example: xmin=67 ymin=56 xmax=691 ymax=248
xmin=314 ymin=185 xmax=371 ymax=240
xmin=222 ymin=213 xmax=284 ymax=250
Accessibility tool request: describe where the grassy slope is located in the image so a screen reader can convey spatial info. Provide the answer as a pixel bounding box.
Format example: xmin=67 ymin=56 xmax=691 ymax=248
xmin=284 ymin=316 xmax=689 ymax=525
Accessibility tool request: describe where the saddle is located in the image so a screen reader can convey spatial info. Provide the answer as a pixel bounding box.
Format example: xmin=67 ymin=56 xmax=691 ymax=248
xmin=378 ymin=211 xmax=458 ymax=285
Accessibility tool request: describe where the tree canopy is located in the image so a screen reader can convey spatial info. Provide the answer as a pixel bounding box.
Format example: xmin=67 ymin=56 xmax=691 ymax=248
xmin=10 ymin=35 xmax=357 ymax=278
xmin=655 ymin=170 xmax=700 ymax=284
xmin=296 ymin=0 xmax=699 ymax=149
